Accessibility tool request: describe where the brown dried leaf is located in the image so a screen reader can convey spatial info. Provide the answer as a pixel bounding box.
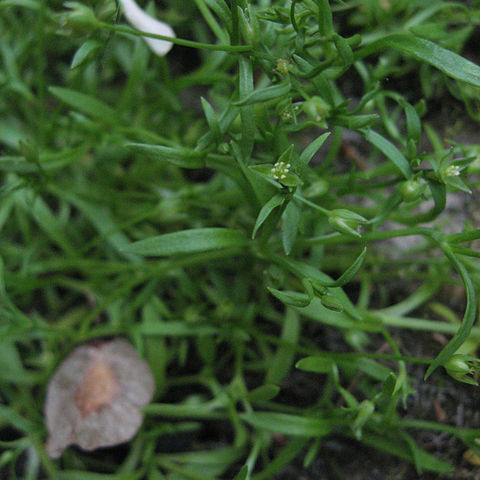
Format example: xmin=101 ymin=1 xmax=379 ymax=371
xmin=44 ymin=339 xmax=155 ymax=458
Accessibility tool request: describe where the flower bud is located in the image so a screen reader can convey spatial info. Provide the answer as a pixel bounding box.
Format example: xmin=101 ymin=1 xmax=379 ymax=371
xmin=328 ymin=209 xmax=367 ymax=237
xmin=276 ymin=58 xmax=290 ymax=75
xmin=63 ymin=2 xmax=100 ymax=31
xmin=303 ymin=96 xmax=331 ymax=124
xmin=320 ymin=294 xmax=344 ymax=312
xmin=399 ymin=177 xmax=426 ymax=203
xmin=444 ymin=354 xmax=471 ymax=380
xmin=303 ymin=179 xmax=329 ymax=199
xmin=352 ymin=400 xmax=375 ymax=439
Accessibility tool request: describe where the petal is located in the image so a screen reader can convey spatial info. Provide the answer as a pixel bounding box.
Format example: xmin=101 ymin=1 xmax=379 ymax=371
xmin=119 ymin=0 xmax=175 ymax=56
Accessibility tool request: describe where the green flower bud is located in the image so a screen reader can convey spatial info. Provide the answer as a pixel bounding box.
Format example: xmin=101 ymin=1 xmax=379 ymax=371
xmin=96 ymin=0 xmax=117 ymax=22
xmin=399 ymin=178 xmax=426 ymax=203
xmin=353 ymin=400 xmax=375 ymax=432
xmin=328 ymin=209 xmax=367 ymax=237
xmin=276 ymin=58 xmax=290 ymax=75
xmin=303 ymin=96 xmax=331 ymax=124
xmin=303 ymin=179 xmax=329 ymax=199
xmin=218 ymin=142 xmax=230 ymax=154
xmin=344 ymin=329 xmax=370 ymax=351
xmin=320 ymin=294 xmax=344 ymax=312
xmin=444 ymin=354 xmax=471 ymax=379
xmin=63 ymin=2 xmax=99 ymax=31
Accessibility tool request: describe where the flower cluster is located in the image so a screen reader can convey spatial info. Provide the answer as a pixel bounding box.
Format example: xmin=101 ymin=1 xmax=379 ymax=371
xmin=271 ymin=160 xmax=291 ymax=181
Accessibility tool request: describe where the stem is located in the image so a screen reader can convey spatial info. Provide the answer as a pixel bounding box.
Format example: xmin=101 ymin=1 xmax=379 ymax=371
xmin=372 ymin=312 xmax=480 ymax=338
xmin=293 ymin=194 xmax=330 ymax=216
xmin=303 ymin=226 xmax=434 ymax=245
xmin=99 ymin=22 xmax=252 ymax=52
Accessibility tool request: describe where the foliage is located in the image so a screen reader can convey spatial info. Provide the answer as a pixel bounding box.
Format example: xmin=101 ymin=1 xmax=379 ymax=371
xmin=1 ymin=0 xmax=480 ymax=478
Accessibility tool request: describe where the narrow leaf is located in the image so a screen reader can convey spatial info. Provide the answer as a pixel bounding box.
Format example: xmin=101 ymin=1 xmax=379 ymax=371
xmin=241 ymin=412 xmax=332 ymax=437
xmin=234 ymin=81 xmax=291 ymax=106
xmin=296 ymin=356 xmax=334 ymax=374
xmin=356 ymin=34 xmax=480 ymax=87
xmin=425 ymin=243 xmax=477 ymax=378
xmin=312 ymin=247 xmax=367 ymax=288
xmin=252 ymin=194 xmax=285 ymax=239
xmin=299 ymin=132 xmax=330 ymax=166
xmin=247 ymin=384 xmax=280 ymax=402
xmin=266 ymin=309 xmax=300 ymax=384
xmin=362 ymin=129 xmax=413 ymax=179
xmin=49 ymin=87 xmax=117 ymax=123
xmin=71 ymin=40 xmax=101 ymax=69
xmin=126 ymin=143 xmax=205 ymax=168
xmin=123 ymin=228 xmax=248 ymax=256
xmin=267 ymin=287 xmax=311 ymax=307
xmin=281 ymin=200 xmax=301 ymax=255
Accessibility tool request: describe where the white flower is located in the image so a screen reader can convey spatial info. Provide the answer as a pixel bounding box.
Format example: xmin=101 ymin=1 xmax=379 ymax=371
xmin=119 ymin=0 xmax=175 ymax=56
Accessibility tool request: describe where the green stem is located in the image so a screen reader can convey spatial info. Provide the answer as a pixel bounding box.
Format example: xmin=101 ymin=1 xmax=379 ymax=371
xmin=303 ymin=226 xmax=433 ymax=245
xmin=293 ymin=193 xmax=330 ymax=216
xmin=372 ymin=312 xmax=480 ymax=338
xmin=99 ymin=22 xmax=251 ymax=52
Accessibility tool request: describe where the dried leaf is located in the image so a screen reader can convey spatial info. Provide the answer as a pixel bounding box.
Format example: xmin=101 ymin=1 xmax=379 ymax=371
xmin=44 ymin=339 xmax=155 ymax=458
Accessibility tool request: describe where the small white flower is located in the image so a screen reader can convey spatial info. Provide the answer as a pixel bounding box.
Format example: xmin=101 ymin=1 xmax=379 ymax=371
xmin=119 ymin=0 xmax=175 ymax=56
xmin=271 ymin=160 xmax=291 ymax=181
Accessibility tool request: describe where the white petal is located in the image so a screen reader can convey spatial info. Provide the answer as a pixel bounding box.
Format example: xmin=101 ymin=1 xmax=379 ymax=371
xmin=119 ymin=0 xmax=175 ymax=56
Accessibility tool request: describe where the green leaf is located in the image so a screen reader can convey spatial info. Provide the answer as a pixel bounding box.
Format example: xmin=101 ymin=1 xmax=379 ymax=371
xmin=0 ymin=405 xmax=36 ymax=433
xmin=0 ymin=148 xmax=82 ymax=173
xmin=56 ymin=190 xmax=139 ymax=262
xmin=311 ymin=247 xmax=367 ymax=288
xmin=238 ymin=57 xmax=255 ymax=159
xmin=362 ymin=129 xmax=413 ymax=179
xmin=251 ymin=438 xmax=309 ymax=480
xmin=204 ymin=0 xmax=231 ymax=29
xmin=247 ymin=384 xmax=280 ymax=402
xmin=49 ymin=86 xmax=117 ymax=123
xmin=233 ymin=465 xmax=248 ymax=480
xmin=252 ymin=194 xmax=285 ymax=239
xmin=15 ymin=189 xmax=75 ymax=255
xmin=123 ymin=228 xmax=248 ymax=256
xmin=233 ymin=81 xmax=291 ymax=106
xmin=296 ymin=356 xmax=334 ymax=374
xmin=425 ymin=243 xmax=477 ymax=378
xmin=299 ymin=132 xmax=330 ymax=167
xmin=266 ymin=308 xmax=300 ymax=384
xmin=362 ymin=432 xmax=453 ymax=473
xmin=201 ymin=97 xmax=221 ymax=142
xmin=317 ymin=0 xmax=333 ymax=37
xmin=71 ymin=39 xmax=101 ymax=69
xmin=267 ymin=287 xmax=311 ymax=307
xmin=333 ymin=113 xmax=379 ymax=130
xmin=0 ymin=0 xmax=40 ymax=9
xmin=356 ymin=34 xmax=480 ymax=87
xmin=126 ymin=143 xmax=205 ymax=168
xmin=241 ymin=412 xmax=332 ymax=437
xmin=278 ymin=256 xmax=363 ymax=322
xmin=380 ymin=373 xmax=397 ymax=400
xmin=281 ymin=200 xmax=301 ymax=255
xmin=137 ymin=320 xmax=218 ymax=336
xmin=333 ymin=34 xmax=353 ymax=68
xmin=58 ymin=472 xmax=143 ymax=480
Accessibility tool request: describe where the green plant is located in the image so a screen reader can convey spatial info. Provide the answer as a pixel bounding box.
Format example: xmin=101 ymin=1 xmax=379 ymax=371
xmin=1 ymin=0 xmax=480 ymax=478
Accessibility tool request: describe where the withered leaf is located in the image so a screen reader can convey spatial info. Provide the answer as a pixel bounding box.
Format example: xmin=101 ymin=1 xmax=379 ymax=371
xmin=44 ymin=339 xmax=155 ymax=458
